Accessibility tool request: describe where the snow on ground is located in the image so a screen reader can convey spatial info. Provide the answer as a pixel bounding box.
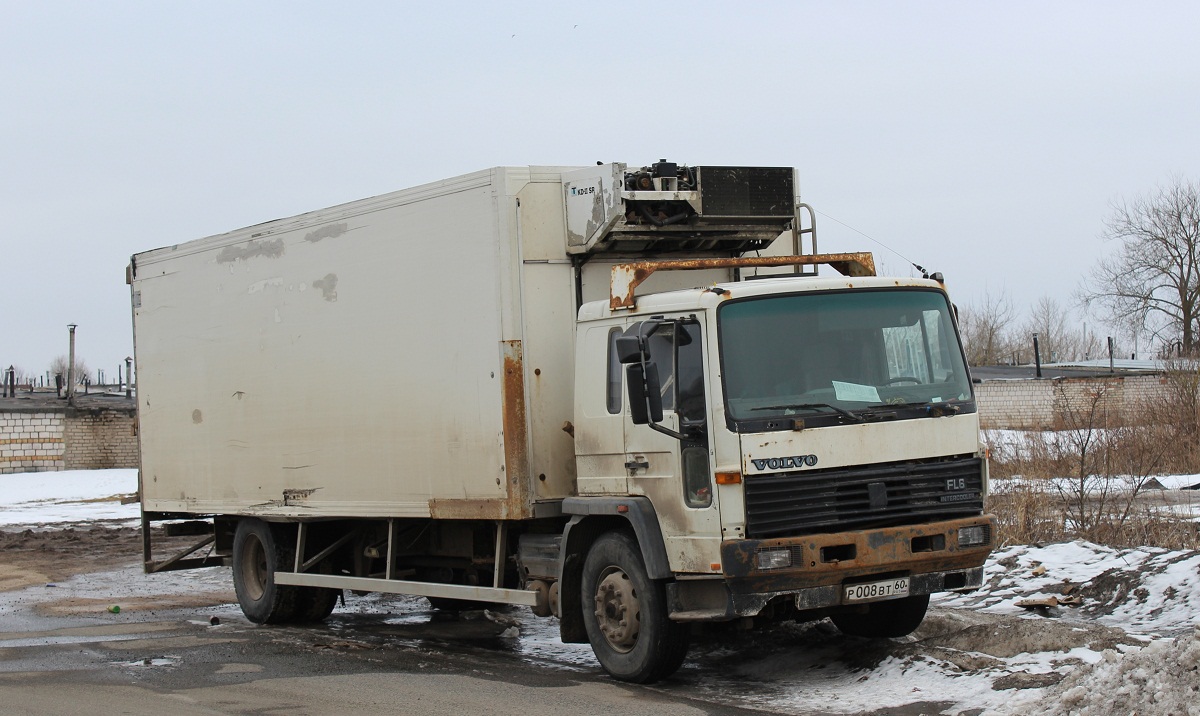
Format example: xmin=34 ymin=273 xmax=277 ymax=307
xmin=939 ymin=541 xmax=1200 ymax=635
xmin=0 ymin=469 xmax=139 ymax=527
xmin=1039 ymin=627 xmax=1200 ymax=716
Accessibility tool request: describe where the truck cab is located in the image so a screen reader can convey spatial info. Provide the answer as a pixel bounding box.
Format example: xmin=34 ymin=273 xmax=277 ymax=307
xmin=559 ymin=270 xmax=992 ymax=682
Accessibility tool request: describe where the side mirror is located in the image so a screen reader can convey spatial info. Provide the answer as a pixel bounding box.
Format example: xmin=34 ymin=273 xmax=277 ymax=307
xmin=616 ymin=321 xmax=663 ymax=364
xmin=626 ymin=363 xmax=664 ymax=425
xmin=614 ymin=335 xmax=644 ymax=364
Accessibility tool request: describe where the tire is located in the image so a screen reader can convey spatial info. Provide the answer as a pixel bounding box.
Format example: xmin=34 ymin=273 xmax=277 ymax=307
xmin=296 ymin=586 xmax=340 ymax=622
xmin=581 ymin=532 xmax=689 ymax=683
xmin=232 ymin=518 xmax=303 ymax=624
xmin=830 ymin=594 xmax=930 ymax=638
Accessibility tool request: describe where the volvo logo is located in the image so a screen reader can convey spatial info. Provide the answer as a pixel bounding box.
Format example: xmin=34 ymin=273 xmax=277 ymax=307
xmin=751 ymin=455 xmax=818 ymax=471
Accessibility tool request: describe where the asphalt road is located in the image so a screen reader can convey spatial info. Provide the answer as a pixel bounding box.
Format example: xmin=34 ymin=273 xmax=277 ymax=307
xmin=0 ymin=568 xmax=960 ymax=716
xmin=0 ymin=602 xmax=745 ymax=716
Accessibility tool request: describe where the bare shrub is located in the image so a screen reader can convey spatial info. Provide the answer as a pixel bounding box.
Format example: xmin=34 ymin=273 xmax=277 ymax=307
xmin=1150 ymin=360 xmax=1200 ymax=473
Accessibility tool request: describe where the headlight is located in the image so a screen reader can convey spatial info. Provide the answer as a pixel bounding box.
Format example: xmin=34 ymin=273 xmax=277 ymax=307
xmin=957 ymin=525 xmax=989 ymax=547
xmin=756 ymin=548 xmax=793 ymax=570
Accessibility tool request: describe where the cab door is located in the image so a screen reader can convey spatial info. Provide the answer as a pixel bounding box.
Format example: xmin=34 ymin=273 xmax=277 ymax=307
xmin=622 ymin=316 xmax=722 ymax=573
xmin=573 ymin=321 xmax=631 ymax=496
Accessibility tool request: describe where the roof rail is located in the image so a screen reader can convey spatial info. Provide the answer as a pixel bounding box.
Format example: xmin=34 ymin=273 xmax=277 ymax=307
xmin=610 ymin=252 xmax=876 ymax=310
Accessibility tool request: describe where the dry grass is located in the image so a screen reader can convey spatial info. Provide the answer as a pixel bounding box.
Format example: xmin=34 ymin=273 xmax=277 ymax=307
xmin=986 ymin=368 xmax=1200 ymax=550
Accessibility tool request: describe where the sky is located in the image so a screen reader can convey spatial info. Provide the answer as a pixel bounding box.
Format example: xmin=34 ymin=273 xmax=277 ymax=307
xmin=3 ymin=1 xmax=1200 ymax=380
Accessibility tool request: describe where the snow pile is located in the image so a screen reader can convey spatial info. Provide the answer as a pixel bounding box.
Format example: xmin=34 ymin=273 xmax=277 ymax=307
xmin=937 ymin=541 xmax=1200 ymax=635
xmin=0 ymin=469 xmax=139 ymax=527
xmin=1038 ymin=628 xmax=1200 ymax=716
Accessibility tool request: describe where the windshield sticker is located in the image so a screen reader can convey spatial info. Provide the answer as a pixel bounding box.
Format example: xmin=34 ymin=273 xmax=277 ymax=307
xmin=832 ymin=381 xmax=881 ymax=403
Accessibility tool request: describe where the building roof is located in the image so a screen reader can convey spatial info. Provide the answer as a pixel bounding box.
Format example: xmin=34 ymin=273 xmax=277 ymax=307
xmin=0 ymin=389 xmax=135 ymax=412
xmin=969 ymin=361 xmax=1166 ymax=382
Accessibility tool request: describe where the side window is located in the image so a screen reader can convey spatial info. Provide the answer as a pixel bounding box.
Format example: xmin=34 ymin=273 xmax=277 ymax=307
xmin=677 ymin=321 xmax=711 ymax=509
xmin=676 ymin=322 xmax=705 ymax=423
xmin=606 ymin=328 xmax=622 ymax=414
xmin=646 ymin=329 xmax=676 ymax=411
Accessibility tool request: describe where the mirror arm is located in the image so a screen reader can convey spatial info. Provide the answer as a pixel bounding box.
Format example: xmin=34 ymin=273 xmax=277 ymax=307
xmin=646 ymin=420 xmax=686 ymax=441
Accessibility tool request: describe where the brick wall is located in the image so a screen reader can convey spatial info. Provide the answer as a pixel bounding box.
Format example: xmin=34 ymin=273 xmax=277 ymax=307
xmin=0 ymin=406 xmax=137 ymax=473
xmin=976 ymin=374 xmax=1168 ymax=429
xmin=63 ymin=408 xmax=139 ymax=470
xmin=0 ymin=411 xmax=66 ymax=473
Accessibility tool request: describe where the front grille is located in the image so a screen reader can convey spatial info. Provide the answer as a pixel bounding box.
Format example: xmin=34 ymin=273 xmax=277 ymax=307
xmin=743 ymin=456 xmax=984 ymax=539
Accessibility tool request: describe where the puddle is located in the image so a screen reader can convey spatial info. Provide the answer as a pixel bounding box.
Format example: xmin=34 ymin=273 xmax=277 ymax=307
xmin=115 ymin=656 xmax=179 ymax=668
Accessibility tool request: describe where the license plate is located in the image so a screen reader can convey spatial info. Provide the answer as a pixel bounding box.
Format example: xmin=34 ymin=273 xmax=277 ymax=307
xmin=843 ymin=577 xmax=910 ymax=604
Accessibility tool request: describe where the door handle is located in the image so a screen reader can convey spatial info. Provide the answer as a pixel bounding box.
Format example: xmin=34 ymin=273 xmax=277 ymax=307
xmin=625 ymin=460 xmax=649 ymax=471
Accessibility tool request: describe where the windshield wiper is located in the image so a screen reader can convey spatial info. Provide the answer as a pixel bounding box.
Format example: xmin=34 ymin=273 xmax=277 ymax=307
xmin=750 ymin=403 xmax=866 ymax=423
xmin=866 ymin=400 xmax=962 ymax=417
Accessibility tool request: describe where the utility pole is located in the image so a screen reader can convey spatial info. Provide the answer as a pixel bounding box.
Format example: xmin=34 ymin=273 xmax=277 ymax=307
xmin=1032 ymin=333 xmax=1043 ymax=378
xmin=67 ymin=324 xmax=77 ymax=406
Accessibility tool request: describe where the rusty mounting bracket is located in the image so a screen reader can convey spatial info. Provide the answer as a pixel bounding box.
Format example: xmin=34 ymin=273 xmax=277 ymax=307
xmin=145 ymin=534 xmax=220 ymax=573
xmin=609 ymin=252 xmax=876 ymax=310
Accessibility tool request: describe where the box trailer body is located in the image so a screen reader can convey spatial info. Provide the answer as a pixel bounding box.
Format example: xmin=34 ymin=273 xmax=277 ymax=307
xmin=135 ymin=166 xmax=754 ymax=520
xmin=132 ymin=161 xmax=994 ymax=683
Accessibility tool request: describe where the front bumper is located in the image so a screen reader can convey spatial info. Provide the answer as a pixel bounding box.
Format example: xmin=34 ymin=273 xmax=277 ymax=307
xmin=666 ymin=514 xmax=995 ymax=620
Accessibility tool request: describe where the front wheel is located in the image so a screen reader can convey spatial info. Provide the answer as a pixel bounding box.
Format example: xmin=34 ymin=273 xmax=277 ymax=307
xmin=830 ymin=594 xmax=930 ymax=638
xmin=581 ymin=532 xmax=688 ymax=683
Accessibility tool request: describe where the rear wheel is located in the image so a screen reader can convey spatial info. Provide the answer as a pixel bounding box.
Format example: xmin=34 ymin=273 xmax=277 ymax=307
xmin=581 ymin=532 xmax=689 ymax=683
xmin=297 ymin=586 xmax=340 ymax=622
xmin=232 ymin=518 xmax=301 ymax=624
xmin=830 ymin=594 xmax=930 ymax=638
xmin=232 ymin=519 xmax=340 ymax=624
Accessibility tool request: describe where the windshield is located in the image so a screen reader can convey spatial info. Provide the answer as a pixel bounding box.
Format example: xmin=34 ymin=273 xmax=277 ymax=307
xmin=718 ymin=288 xmax=974 ymax=428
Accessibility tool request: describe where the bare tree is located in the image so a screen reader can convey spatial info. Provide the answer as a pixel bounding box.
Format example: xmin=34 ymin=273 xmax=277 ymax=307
xmin=957 ymin=288 xmax=1016 ymax=366
xmin=1022 ymin=296 xmax=1071 ymax=362
xmin=49 ymin=355 xmax=90 ymax=385
xmin=1020 ymin=296 xmax=1104 ymax=362
xmin=1080 ymin=177 xmax=1200 ymax=354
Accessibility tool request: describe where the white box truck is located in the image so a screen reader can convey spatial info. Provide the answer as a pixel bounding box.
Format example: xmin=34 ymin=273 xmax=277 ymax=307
xmin=131 ymin=161 xmax=994 ymax=682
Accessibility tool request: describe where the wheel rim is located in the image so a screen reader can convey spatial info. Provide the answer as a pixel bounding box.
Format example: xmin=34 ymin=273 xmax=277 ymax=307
xmin=593 ymin=566 xmax=640 ymax=653
xmin=239 ymin=533 xmax=268 ymax=602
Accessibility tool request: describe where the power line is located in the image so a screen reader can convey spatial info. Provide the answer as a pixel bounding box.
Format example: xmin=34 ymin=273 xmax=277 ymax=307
xmin=814 ymin=209 xmax=927 ymax=276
